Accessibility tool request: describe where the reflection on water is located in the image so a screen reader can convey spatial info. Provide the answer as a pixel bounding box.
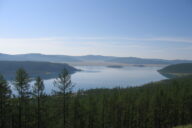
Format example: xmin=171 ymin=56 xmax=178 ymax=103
xmin=41 ymin=66 xmax=167 ymax=94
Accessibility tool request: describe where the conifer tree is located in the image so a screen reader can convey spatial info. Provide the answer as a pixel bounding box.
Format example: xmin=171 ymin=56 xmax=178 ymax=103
xmin=0 ymin=75 xmax=11 ymax=128
xmin=33 ymin=76 xmax=45 ymax=128
xmin=13 ymin=68 xmax=30 ymax=128
xmin=54 ymin=69 xmax=74 ymax=128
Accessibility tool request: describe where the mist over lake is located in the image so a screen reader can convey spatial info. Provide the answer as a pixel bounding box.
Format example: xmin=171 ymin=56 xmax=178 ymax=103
xmin=35 ymin=66 xmax=167 ymax=94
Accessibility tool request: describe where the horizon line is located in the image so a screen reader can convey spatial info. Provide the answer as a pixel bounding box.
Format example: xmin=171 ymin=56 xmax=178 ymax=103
xmin=0 ymin=52 xmax=192 ymax=61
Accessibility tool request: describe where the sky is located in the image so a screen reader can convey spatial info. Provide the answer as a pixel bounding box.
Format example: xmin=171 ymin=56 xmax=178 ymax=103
xmin=0 ymin=0 xmax=192 ymax=59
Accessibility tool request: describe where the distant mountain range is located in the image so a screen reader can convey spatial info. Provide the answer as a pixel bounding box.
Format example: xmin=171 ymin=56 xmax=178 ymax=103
xmin=0 ymin=53 xmax=192 ymax=65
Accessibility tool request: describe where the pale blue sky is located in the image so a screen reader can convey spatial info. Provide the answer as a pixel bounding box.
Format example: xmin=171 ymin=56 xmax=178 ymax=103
xmin=0 ymin=0 xmax=192 ymax=59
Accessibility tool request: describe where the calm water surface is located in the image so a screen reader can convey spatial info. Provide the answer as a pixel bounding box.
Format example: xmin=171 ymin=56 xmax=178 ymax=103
xmin=42 ymin=66 xmax=166 ymax=93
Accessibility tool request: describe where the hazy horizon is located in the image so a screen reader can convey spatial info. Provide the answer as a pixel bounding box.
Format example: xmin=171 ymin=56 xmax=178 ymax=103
xmin=0 ymin=52 xmax=192 ymax=61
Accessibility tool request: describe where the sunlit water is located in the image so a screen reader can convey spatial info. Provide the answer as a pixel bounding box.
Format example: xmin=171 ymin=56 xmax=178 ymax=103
xmin=25 ymin=66 xmax=166 ymax=94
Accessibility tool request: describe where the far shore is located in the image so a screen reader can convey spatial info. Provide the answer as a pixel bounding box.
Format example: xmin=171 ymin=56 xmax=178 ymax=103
xmin=64 ymin=61 xmax=168 ymax=67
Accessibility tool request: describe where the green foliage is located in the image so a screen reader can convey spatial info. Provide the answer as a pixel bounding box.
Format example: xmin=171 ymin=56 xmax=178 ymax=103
xmin=0 ymin=74 xmax=11 ymax=128
xmin=159 ymin=63 xmax=192 ymax=74
xmin=158 ymin=63 xmax=192 ymax=78
xmin=13 ymin=68 xmax=31 ymax=128
xmin=53 ymin=69 xmax=74 ymax=128
xmin=1 ymin=68 xmax=192 ymax=128
xmin=14 ymin=68 xmax=31 ymax=96
xmin=53 ymin=69 xmax=74 ymax=94
xmin=33 ymin=76 xmax=45 ymax=97
xmin=33 ymin=77 xmax=46 ymax=128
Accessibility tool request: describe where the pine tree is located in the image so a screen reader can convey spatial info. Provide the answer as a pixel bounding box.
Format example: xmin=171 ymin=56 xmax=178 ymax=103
xmin=0 ymin=75 xmax=11 ymax=128
xmin=53 ymin=69 xmax=74 ymax=128
xmin=13 ymin=68 xmax=30 ymax=128
xmin=33 ymin=76 xmax=45 ymax=128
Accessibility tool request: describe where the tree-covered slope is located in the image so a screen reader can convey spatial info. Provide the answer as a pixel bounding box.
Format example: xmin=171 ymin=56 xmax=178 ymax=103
xmin=71 ymin=75 xmax=192 ymax=128
xmin=159 ymin=63 xmax=192 ymax=73
xmin=158 ymin=63 xmax=192 ymax=78
xmin=1 ymin=69 xmax=192 ymax=128
xmin=0 ymin=61 xmax=79 ymax=79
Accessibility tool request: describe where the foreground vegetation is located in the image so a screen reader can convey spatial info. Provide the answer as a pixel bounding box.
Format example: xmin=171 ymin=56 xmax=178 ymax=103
xmin=1 ymin=68 xmax=192 ymax=128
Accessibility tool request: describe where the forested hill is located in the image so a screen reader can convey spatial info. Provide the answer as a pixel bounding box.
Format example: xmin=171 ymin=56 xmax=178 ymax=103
xmin=0 ymin=61 xmax=78 ymax=79
xmin=78 ymin=75 xmax=192 ymax=128
xmin=159 ymin=63 xmax=192 ymax=73
xmin=158 ymin=63 xmax=192 ymax=78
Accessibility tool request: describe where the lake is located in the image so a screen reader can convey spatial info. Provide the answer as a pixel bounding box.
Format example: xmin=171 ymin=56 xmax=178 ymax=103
xmin=41 ymin=66 xmax=167 ymax=94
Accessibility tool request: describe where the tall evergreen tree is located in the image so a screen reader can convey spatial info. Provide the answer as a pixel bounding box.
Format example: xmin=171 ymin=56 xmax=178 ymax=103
xmin=0 ymin=75 xmax=11 ymax=128
xmin=53 ymin=69 xmax=74 ymax=128
xmin=33 ymin=76 xmax=45 ymax=128
xmin=13 ymin=68 xmax=30 ymax=128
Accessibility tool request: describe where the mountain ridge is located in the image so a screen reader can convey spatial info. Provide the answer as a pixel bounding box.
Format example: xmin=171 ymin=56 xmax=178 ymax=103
xmin=0 ymin=53 xmax=192 ymax=65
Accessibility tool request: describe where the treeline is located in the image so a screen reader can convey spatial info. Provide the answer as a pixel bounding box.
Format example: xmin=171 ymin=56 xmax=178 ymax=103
xmin=1 ymin=68 xmax=192 ymax=128
xmin=159 ymin=63 xmax=192 ymax=74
